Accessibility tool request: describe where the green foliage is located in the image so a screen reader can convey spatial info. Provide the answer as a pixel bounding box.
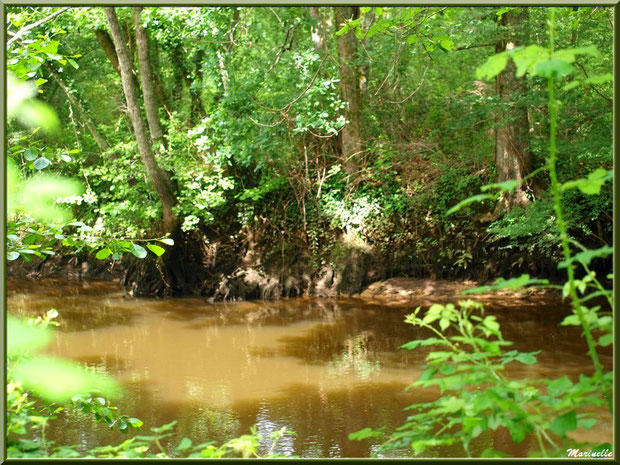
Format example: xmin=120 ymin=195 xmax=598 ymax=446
xmin=351 ymin=300 xmax=610 ymax=457
xmin=351 ymin=8 xmax=611 ymax=459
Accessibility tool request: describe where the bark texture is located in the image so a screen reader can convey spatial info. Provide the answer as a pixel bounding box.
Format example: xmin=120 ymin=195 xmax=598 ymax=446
xmin=105 ymin=7 xmax=178 ymax=233
xmin=94 ymin=28 xmax=121 ymax=76
xmin=133 ymin=7 xmax=164 ymax=145
xmin=494 ymin=9 xmax=533 ymax=211
xmin=335 ymin=7 xmax=363 ymax=177
xmin=309 ymin=7 xmax=326 ymax=51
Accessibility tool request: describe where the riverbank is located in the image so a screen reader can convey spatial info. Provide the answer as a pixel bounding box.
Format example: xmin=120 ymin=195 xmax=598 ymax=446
xmin=355 ymin=277 xmax=555 ymax=306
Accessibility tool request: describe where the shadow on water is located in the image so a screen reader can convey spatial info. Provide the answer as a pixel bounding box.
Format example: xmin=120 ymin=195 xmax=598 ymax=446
xmin=8 ymin=278 xmax=613 ymax=458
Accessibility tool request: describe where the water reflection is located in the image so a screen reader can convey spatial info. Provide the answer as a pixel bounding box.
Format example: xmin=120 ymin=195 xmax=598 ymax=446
xmin=6 ymin=278 xmax=613 ymax=458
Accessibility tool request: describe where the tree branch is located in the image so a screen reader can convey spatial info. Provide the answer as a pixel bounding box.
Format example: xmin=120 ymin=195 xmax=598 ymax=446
xmin=7 ymin=7 xmax=71 ymax=47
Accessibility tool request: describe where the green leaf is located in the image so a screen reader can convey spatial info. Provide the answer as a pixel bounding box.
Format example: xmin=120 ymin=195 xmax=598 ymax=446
xmin=7 ymin=251 xmax=20 ymax=260
xmin=560 ymin=313 xmax=580 ymax=326
xmin=481 ymin=448 xmax=511 ymax=458
xmin=550 ymin=410 xmax=577 ymax=437
xmin=417 ymin=367 xmax=437 ymax=382
xmin=476 ymin=52 xmax=509 ymax=80
xmin=598 ymin=333 xmax=613 ymax=347
xmin=158 ymin=238 xmax=174 ymax=246
xmin=406 ymin=34 xmax=418 ymax=44
xmin=23 ymin=147 xmax=38 ymax=160
xmin=584 ymin=73 xmax=612 ymax=85
xmin=562 ymin=80 xmax=581 ymax=91
xmin=348 ymin=427 xmax=383 ymax=441
xmin=514 ymin=352 xmax=538 ymax=365
xmin=151 ymin=420 xmax=178 ymax=433
xmin=561 ymin=168 xmax=612 ymax=195
xmin=175 ymin=437 xmax=193 ymax=451
xmin=439 ymin=317 xmax=450 ymax=331
xmin=558 ymin=245 xmax=613 ymax=269
xmin=33 ymin=157 xmax=51 ymax=170
xmin=146 ymin=244 xmax=166 ymax=256
xmin=446 ymin=194 xmax=494 ymax=215
xmin=535 ymin=59 xmax=574 ymax=79
xmin=95 ymin=248 xmax=112 ymax=260
xmin=17 ymin=99 xmax=60 ymax=133
xmin=68 ymin=58 xmax=79 ymax=69
xmin=8 ymin=316 xmax=53 ymax=355
xmin=463 ymin=274 xmax=548 ymax=294
xmin=481 ymin=179 xmax=519 ymax=192
xmin=128 ymin=417 xmax=143 ymax=427
xmin=507 ymin=419 xmax=530 ymax=443
xmin=12 ymin=356 xmax=120 ymax=402
xmin=439 ymin=364 xmax=456 ymax=375
xmin=400 ymin=338 xmax=449 ymax=350
xmin=510 ymin=45 xmax=548 ymax=77
xmin=546 ymin=376 xmax=572 ymax=397
xmin=131 ymin=244 xmax=148 ymax=259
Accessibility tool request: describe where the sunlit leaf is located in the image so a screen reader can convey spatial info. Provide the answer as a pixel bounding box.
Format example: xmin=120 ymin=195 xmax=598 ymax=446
xmin=462 ymin=274 xmax=549 ymax=294
xmin=348 ymin=427 xmax=383 ymax=441
xmin=475 ymin=52 xmax=509 ymax=80
xmin=146 ymin=244 xmax=165 ymax=256
xmin=175 ymin=438 xmax=193 ymax=451
xmin=158 ymin=238 xmax=174 ymax=246
xmin=16 ymin=175 xmax=83 ymax=223
xmin=481 ymin=179 xmax=519 ymax=192
xmin=561 ymin=168 xmax=612 ymax=195
xmin=23 ymin=147 xmax=38 ymax=161
xmin=95 ymin=248 xmax=112 ymax=260
xmin=535 ymin=59 xmax=574 ymax=79
xmin=33 ymin=157 xmax=51 ymax=170
xmin=17 ymin=99 xmax=60 ymax=133
xmin=12 ymin=356 xmax=120 ymax=402
xmin=598 ymin=334 xmax=613 ymax=347
xmin=584 ymin=73 xmax=612 ymax=85
xmin=558 ymin=245 xmax=613 ymax=269
xmin=7 ymin=315 xmax=53 ymax=355
xmin=446 ymin=194 xmax=494 ymax=215
xmin=131 ymin=244 xmax=148 ymax=259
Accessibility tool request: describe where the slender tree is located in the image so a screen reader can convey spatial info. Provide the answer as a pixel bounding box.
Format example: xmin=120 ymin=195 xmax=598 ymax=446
xmin=493 ymin=9 xmax=534 ymax=211
xmin=334 ymin=7 xmax=363 ymax=177
xmin=105 ymin=7 xmax=179 ymax=233
xmin=133 ymin=7 xmax=165 ymax=148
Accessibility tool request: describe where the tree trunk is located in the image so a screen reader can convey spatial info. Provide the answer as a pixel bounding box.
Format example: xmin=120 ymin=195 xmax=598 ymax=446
xmin=133 ymin=7 xmax=165 ymax=146
xmin=105 ymin=7 xmax=179 ymax=234
xmin=494 ymin=9 xmax=533 ymax=211
xmin=335 ymin=7 xmax=363 ymax=177
xmin=216 ymin=8 xmax=240 ymax=95
xmin=309 ymin=7 xmax=326 ymax=51
xmin=44 ymin=63 xmax=110 ymax=153
xmin=94 ymin=28 xmax=121 ymax=75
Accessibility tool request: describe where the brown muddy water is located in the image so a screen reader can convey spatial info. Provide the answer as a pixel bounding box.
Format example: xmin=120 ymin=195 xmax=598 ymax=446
xmin=7 ymin=278 xmax=613 ymax=458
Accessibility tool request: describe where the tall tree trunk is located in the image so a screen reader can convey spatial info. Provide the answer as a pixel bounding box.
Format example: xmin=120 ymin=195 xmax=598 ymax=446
xmin=133 ymin=7 xmax=165 ymax=146
xmin=105 ymin=7 xmax=179 ymax=234
xmin=216 ymin=8 xmax=240 ymax=95
xmin=494 ymin=9 xmax=533 ymax=211
xmin=94 ymin=28 xmax=121 ymax=75
xmin=334 ymin=7 xmax=363 ymax=177
xmin=44 ymin=63 xmax=110 ymax=153
xmin=309 ymin=7 xmax=326 ymax=51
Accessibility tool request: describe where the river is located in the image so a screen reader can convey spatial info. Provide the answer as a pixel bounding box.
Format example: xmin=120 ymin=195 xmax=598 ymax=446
xmin=7 ymin=277 xmax=612 ymax=458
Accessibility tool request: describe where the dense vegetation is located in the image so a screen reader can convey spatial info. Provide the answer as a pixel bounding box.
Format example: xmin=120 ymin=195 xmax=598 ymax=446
xmin=6 ymin=5 xmax=613 ymax=459
xmin=7 ymin=6 xmax=612 ymax=296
